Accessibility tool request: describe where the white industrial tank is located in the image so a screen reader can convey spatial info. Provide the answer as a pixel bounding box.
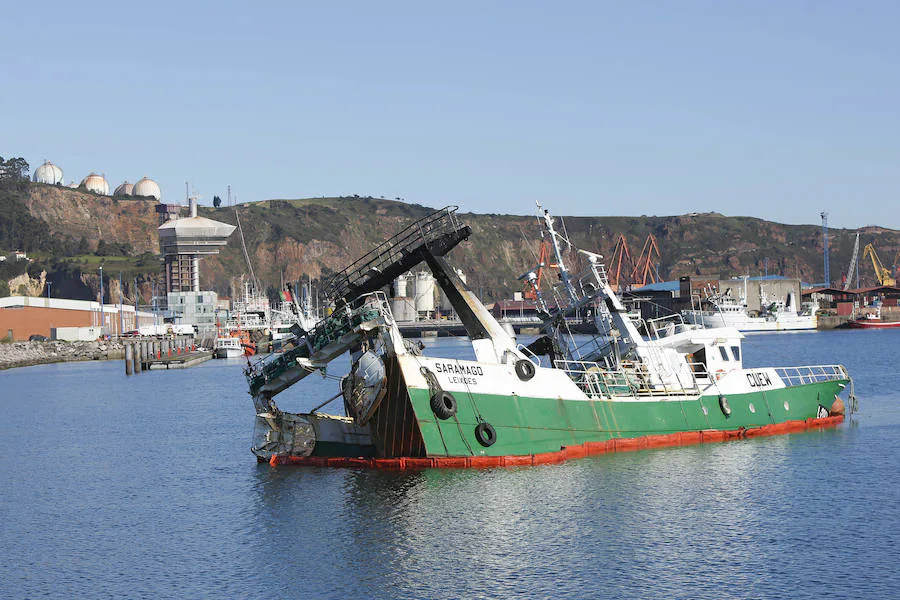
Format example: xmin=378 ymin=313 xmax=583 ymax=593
xmin=114 ymin=181 xmax=134 ymax=196
xmin=440 ymin=268 xmax=467 ymax=313
xmin=393 ymin=274 xmax=408 ymax=298
xmin=390 ymin=297 xmax=416 ymax=322
xmin=133 ymin=176 xmax=161 ymax=200
xmin=33 ymin=160 xmax=64 ymax=185
xmin=414 ymin=271 xmax=435 ymax=317
xmin=81 ymin=173 xmax=109 ymax=195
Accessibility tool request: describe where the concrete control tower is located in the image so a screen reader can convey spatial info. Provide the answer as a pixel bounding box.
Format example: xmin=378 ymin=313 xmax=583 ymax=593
xmin=158 ymin=196 xmax=235 ymax=294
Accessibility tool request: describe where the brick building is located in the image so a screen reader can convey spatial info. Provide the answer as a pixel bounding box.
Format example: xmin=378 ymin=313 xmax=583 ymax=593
xmin=0 ymin=296 xmax=156 ymax=341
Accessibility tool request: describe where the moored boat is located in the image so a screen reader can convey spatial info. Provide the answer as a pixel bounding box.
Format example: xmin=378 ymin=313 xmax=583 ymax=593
xmin=682 ymin=279 xmax=817 ymax=332
xmin=214 ymin=336 xmax=244 ymax=359
xmin=847 ymin=308 xmax=900 ymax=329
xmin=245 ymin=206 xmax=856 ymax=469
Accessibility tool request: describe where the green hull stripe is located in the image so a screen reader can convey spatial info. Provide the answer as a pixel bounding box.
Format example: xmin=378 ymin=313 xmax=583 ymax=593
xmin=411 ymin=381 xmax=846 ymax=457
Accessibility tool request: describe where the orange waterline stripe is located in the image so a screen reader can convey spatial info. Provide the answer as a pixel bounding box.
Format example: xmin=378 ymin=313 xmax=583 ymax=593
xmin=269 ymin=415 xmax=845 ymax=470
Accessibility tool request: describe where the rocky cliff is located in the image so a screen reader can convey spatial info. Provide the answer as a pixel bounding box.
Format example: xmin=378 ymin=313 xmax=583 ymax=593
xmin=11 ymin=184 xmax=900 ymax=302
xmin=25 ymin=183 xmax=159 ymax=254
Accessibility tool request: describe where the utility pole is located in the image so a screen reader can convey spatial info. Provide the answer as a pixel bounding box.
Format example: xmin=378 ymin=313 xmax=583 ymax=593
xmin=119 ymin=271 xmax=124 ymax=336
xmin=99 ymin=265 xmax=104 ymax=335
xmin=820 ymin=212 xmax=830 ymax=286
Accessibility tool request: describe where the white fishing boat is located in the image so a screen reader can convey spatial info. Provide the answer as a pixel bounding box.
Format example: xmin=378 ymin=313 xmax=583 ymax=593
xmin=270 ymin=280 xmax=319 ymax=342
xmin=682 ymin=279 xmax=817 ymax=332
xmin=214 ymin=336 xmax=244 ymax=359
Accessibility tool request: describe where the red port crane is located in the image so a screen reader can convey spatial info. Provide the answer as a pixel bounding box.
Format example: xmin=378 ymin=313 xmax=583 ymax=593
xmin=522 ymin=238 xmax=552 ymax=301
xmin=607 ymin=234 xmax=635 ymax=291
xmin=631 ymin=234 xmax=662 ymax=287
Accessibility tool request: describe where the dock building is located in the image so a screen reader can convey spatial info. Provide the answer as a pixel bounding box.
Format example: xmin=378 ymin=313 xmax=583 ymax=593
xmin=0 ymin=296 xmax=156 ymax=341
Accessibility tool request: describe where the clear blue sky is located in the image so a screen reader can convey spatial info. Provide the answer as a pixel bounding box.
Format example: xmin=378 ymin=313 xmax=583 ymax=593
xmin=3 ymin=1 xmax=898 ymax=229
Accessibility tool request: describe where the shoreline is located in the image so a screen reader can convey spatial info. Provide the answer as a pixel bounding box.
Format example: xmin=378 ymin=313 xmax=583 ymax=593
xmin=0 ymin=340 xmax=126 ymax=371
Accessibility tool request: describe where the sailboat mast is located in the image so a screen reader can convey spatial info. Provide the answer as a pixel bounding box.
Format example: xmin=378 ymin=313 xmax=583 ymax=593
xmin=234 ymin=204 xmax=259 ymax=292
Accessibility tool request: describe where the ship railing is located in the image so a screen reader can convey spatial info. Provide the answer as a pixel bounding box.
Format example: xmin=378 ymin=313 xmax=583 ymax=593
xmin=644 ymin=313 xmax=695 ymax=340
xmin=554 ymin=359 xmax=704 ymax=399
xmin=774 ymin=365 xmax=848 ymax=387
xmin=324 ymin=206 xmax=463 ymax=302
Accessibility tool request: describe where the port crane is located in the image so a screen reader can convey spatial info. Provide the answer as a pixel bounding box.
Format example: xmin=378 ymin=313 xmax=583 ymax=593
xmin=607 ymin=234 xmax=635 ymax=291
xmin=631 ymin=234 xmax=662 ymax=287
xmin=863 ymin=243 xmax=896 ymax=287
xmin=843 ymin=233 xmax=860 ymax=291
xmin=521 ymin=237 xmax=551 ymax=302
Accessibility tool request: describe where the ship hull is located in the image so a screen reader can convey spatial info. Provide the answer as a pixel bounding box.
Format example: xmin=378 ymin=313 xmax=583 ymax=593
xmin=271 ymin=415 xmax=844 ymax=468
xmin=407 ymin=380 xmax=844 ymax=458
xmin=263 ymin=355 xmax=849 ymax=466
xmin=847 ymin=319 xmax=900 ymax=329
xmin=683 ymin=311 xmax=817 ymax=332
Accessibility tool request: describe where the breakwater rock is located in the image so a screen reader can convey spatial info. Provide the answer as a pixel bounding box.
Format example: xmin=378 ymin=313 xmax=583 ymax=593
xmin=0 ymin=340 xmax=125 ymax=370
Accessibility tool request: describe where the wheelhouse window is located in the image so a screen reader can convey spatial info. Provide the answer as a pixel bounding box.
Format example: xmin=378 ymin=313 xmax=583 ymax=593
xmin=731 ymin=346 xmax=740 ymax=361
xmin=718 ymin=346 xmax=729 ymax=361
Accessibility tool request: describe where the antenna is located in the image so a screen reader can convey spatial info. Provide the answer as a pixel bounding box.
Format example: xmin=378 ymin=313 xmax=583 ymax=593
xmin=820 ymin=212 xmax=830 ymax=286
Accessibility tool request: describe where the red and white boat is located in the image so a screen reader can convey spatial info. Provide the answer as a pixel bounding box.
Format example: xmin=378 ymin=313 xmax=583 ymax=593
xmin=847 ymin=308 xmax=900 ymax=329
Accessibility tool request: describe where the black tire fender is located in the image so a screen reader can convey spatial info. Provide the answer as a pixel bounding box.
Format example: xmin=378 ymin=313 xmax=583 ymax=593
xmin=719 ymin=394 xmax=731 ymax=417
xmin=514 ymin=359 xmax=536 ymax=381
xmin=474 ymin=422 xmax=497 ymax=447
xmin=430 ymin=390 xmax=457 ymax=420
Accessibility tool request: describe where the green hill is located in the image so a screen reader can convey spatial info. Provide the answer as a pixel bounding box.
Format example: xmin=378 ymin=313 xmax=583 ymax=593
xmin=4 ymin=176 xmax=900 ymax=303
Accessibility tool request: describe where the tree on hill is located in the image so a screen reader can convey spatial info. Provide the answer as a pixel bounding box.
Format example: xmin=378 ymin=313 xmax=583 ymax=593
xmin=213 ymin=195 xmax=222 ymax=208
xmin=96 ymin=239 xmax=134 ymax=257
xmin=0 ymin=156 xmax=30 ymax=181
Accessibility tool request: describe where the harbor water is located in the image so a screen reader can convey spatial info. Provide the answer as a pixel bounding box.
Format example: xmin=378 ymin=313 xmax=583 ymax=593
xmin=2 ymin=330 xmax=898 ymax=598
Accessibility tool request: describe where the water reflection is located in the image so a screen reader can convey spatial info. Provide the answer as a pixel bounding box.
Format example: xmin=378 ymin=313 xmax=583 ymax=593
xmin=3 ymin=332 xmax=899 ymax=599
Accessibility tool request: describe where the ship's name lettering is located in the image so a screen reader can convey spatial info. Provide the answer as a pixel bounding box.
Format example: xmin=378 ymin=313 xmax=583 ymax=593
xmin=434 ymin=362 xmax=484 ymax=377
xmin=447 ymin=376 xmax=479 ymax=385
xmin=746 ymin=371 xmax=772 ymax=387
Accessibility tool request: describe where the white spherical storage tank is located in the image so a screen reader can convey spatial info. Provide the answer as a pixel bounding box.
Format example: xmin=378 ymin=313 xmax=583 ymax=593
xmin=133 ymin=176 xmax=161 ymax=200
xmin=414 ymin=271 xmax=435 ymax=316
xmin=33 ymin=160 xmax=64 ymax=185
xmin=114 ymin=181 xmax=134 ymax=196
xmin=81 ymin=173 xmax=110 ymax=195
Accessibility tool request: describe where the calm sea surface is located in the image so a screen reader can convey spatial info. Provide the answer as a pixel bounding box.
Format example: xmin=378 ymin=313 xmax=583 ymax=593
xmin=2 ymin=330 xmax=899 ymax=599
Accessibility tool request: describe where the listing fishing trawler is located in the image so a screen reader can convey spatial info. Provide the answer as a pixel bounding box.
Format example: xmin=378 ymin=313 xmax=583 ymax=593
xmin=245 ymin=205 xmax=855 ymax=469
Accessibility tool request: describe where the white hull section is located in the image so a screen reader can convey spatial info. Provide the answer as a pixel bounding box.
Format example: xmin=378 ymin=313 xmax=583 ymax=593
xmin=683 ymin=310 xmax=816 ymax=332
xmin=214 ymin=337 xmax=244 ymax=359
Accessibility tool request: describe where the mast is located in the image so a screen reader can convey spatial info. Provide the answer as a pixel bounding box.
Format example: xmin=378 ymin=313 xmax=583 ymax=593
xmin=821 ymin=211 xmax=830 ymax=286
xmin=234 ymin=201 xmax=260 ymax=293
xmin=536 ymin=201 xmax=579 ymax=306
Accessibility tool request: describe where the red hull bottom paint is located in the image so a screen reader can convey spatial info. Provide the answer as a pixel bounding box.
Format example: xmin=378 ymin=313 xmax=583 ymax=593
xmin=847 ymin=320 xmax=900 ymax=329
xmin=268 ymin=415 xmax=845 ymax=469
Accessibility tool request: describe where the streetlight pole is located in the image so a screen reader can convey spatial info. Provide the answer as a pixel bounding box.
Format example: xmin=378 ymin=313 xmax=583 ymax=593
xmin=119 ymin=271 xmax=124 ymax=337
xmin=46 ymin=281 xmax=51 ymax=299
xmin=99 ymin=265 xmax=104 ymax=335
